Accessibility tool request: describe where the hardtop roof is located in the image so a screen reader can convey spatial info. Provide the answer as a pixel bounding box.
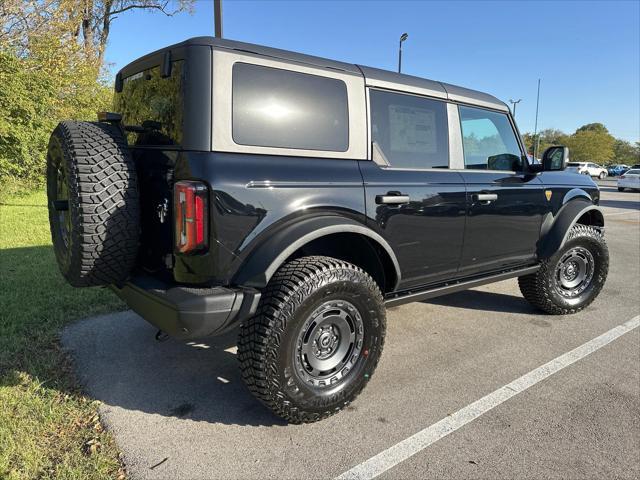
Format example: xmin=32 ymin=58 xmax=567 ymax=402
xmin=118 ymin=36 xmax=509 ymax=112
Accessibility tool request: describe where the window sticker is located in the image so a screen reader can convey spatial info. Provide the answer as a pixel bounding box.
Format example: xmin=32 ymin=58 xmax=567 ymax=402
xmin=388 ymin=105 xmax=437 ymax=154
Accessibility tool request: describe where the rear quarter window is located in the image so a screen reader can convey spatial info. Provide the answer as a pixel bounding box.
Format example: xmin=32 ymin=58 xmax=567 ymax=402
xmin=231 ymin=63 xmax=349 ymax=151
xmin=115 ymin=60 xmax=184 ymax=146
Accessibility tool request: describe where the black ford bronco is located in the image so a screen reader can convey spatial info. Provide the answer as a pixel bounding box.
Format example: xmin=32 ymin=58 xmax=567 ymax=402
xmin=47 ymin=37 xmax=609 ymax=423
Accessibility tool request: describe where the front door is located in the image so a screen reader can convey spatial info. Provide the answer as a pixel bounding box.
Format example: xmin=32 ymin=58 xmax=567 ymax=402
xmin=456 ymin=105 xmax=545 ymax=276
xmin=360 ymin=89 xmax=467 ymax=290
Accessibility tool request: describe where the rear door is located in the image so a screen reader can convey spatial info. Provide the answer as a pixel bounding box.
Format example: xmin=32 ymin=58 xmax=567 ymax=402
xmin=360 ymin=89 xmax=467 ymax=289
xmin=457 ymin=105 xmax=545 ymax=276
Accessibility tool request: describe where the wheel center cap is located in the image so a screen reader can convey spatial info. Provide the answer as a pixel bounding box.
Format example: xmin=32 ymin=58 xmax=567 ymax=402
xmin=313 ymin=326 xmax=340 ymax=360
xmin=564 ymin=262 xmax=577 ymax=279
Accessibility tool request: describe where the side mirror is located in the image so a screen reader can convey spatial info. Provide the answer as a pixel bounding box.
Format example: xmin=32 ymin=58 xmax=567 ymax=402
xmin=542 ymin=146 xmax=569 ymax=171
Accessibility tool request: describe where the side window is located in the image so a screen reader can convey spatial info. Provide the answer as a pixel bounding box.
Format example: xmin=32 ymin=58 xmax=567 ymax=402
xmin=232 ymin=63 xmax=349 ymax=151
xmin=459 ymin=106 xmax=523 ymax=171
xmin=370 ymin=89 xmax=449 ymax=169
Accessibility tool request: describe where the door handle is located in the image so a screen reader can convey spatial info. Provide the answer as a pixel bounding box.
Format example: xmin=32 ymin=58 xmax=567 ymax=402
xmin=474 ymin=193 xmax=498 ymax=203
xmin=376 ymin=194 xmax=411 ymax=205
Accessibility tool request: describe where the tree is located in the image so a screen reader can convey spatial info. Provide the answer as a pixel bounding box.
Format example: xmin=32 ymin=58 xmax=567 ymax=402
xmin=521 ymin=123 xmax=636 ymax=166
xmin=77 ymin=0 xmax=193 ymax=64
xmin=575 ymin=123 xmax=610 ymax=135
xmin=563 ymin=125 xmax=615 ymax=164
xmin=1 ymin=0 xmax=193 ymax=63
xmin=522 ymin=128 xmax=568 ymax=157
xmin=612 ymin=139 xmax=640 ymax=165
xmin=0 ymin=0 xmax=192 ymax=184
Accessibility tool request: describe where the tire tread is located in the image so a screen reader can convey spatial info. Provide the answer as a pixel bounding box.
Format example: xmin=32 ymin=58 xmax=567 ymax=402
xmin=238 ymin=256 xmax=385 ymax=424
xmin=519 ymin=224 xmax=608 ymax=314
xmin=48 ymin=121 xmax=139 ymax=286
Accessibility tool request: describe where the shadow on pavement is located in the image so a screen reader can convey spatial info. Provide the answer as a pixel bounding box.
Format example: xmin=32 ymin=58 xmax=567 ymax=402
xmin=423 ymin=289 xmax=537 ymax=314
xmin=61 ymin=290 xmax=534 ymax=428
xmin=61 ymin=313 xmax=286 ymax=427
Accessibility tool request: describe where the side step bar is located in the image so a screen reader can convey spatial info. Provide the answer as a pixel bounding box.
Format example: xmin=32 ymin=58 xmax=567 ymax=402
xmin=385 ymin=265 xmax=540 ymax=308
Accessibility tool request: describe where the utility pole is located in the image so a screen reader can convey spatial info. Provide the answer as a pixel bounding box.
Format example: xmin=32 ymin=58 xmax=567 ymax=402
xmin=398 ymin=33 xmax=408 ymax=73
xmin=214 ymin=0 xmax=223 ymax=38
xmin=533 ymin=79 xmax=541 ymax=159
xmin=509 ymin=98 xmax=522 ymax=118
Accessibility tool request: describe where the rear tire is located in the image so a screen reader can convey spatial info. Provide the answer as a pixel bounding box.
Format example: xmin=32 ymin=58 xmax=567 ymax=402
xmin=238 ymin=256 xmax=386 ymax=423
xmin=599 ymin=172 xmax=606 ymax=179
xmin=518 ymin=224 xmax=608 ymax=315
xmin=46 ymin=121 xmax=140 ymax=287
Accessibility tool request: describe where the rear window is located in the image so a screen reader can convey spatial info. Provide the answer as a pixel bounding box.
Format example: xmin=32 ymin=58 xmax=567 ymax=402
xmin=115 ymin=60 xmax=184 ymax=146
xmin=232 ymin=63 xmax=349 ymax=151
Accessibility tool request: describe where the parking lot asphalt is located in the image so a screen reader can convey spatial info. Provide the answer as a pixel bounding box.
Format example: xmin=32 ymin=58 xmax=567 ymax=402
xmin=62 ymin=184 xmax=640 ymax=480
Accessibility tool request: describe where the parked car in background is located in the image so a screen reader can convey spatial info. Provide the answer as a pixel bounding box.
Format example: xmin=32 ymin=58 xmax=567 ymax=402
xmin=607 ymin=164 xmax=630 ymax=176
xmin=632 ymin=164 xmax=640 ymax=169
xmin=617 ymin=169 xmax=640 ymax=191
xmin=566 ymin=162 xmax=608 ymax=179
xmin=565 ymin=163 xmax=585 ymax=175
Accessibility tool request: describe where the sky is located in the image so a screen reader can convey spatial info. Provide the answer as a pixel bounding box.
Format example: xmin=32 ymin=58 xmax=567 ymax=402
xmin=104 ymin=0 xmax=640 ymax=142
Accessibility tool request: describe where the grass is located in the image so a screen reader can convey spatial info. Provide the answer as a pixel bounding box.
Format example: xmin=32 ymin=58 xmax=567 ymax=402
xmin=0 ymin=189 xmax=125 ymax=479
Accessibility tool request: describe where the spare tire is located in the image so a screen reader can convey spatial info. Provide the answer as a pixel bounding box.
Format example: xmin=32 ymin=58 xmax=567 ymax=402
xmin=46 ymin=121 xmax=140 ymax=287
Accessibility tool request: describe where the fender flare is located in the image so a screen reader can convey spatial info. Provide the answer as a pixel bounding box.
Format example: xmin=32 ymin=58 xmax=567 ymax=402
xmin=538 ymin=200 xmax=604 ymax=259
xmin=562 ymin=188 xmax=592 ymax=204
xmin=232 ymin=216 xmax=402 ymax=290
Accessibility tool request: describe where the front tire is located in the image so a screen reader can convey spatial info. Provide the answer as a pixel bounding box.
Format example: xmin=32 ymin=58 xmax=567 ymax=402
xmin=519 ymin=224 xmax=608 ymax=314
xmin=599 ymin=172 xmax=606 ymax=179
xmin=238 ymin=256 xmax=386 ymax=423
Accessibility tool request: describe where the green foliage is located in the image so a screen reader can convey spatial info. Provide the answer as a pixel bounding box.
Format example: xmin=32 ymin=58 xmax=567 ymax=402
xmin=563 ymin=127 xmax=615 ymax=164
xmin=575 ymin=122 xmax=609 ymax=134
xmin=522 ymin=124 xmax=635 ymax=166
xmin=0 ymin=49 xmax=112 ymax=185
xmin=522 ymin=128 xmax=568 ymax=158
xmin=612 ymin=139 xmax=640 ymax=165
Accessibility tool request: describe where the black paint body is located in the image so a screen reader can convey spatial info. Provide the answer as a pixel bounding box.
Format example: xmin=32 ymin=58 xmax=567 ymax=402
xmin=133 ymin=148 xmax=599 ymax=295
xmin=112 ymin=37 xmax=603 ymax=339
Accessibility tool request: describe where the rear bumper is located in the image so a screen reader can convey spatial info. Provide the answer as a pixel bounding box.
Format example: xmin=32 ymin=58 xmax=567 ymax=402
xmin=111 ymin=275 xmax=261 ymax=339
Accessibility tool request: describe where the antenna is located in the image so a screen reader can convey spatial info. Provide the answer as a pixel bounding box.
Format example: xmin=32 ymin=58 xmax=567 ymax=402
xmin=533 ymin=79 xmax=541 ymax=159
xmin=214 ymin=0 xmax=223 ymax=38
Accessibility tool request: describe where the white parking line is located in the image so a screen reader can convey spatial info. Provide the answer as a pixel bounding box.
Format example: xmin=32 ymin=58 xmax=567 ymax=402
xmin=336 ymin=315 xmax=640 ymax=480
xmin=604 ymin=211 xmax=640 ymax=217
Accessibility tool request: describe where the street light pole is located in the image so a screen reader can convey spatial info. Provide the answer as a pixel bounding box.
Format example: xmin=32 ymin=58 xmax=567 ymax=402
xmin=509 ymin=98 xmax=522 ymax=118
xmin=398 ymin=33 xmax=408 ymax=73
xmin=214 ymin=0 xmax=223 ymax=38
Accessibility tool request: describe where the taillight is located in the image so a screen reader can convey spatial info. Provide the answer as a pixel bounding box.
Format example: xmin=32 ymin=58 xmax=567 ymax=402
xmin=174 ymin=181 xmax=208 ymax=254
